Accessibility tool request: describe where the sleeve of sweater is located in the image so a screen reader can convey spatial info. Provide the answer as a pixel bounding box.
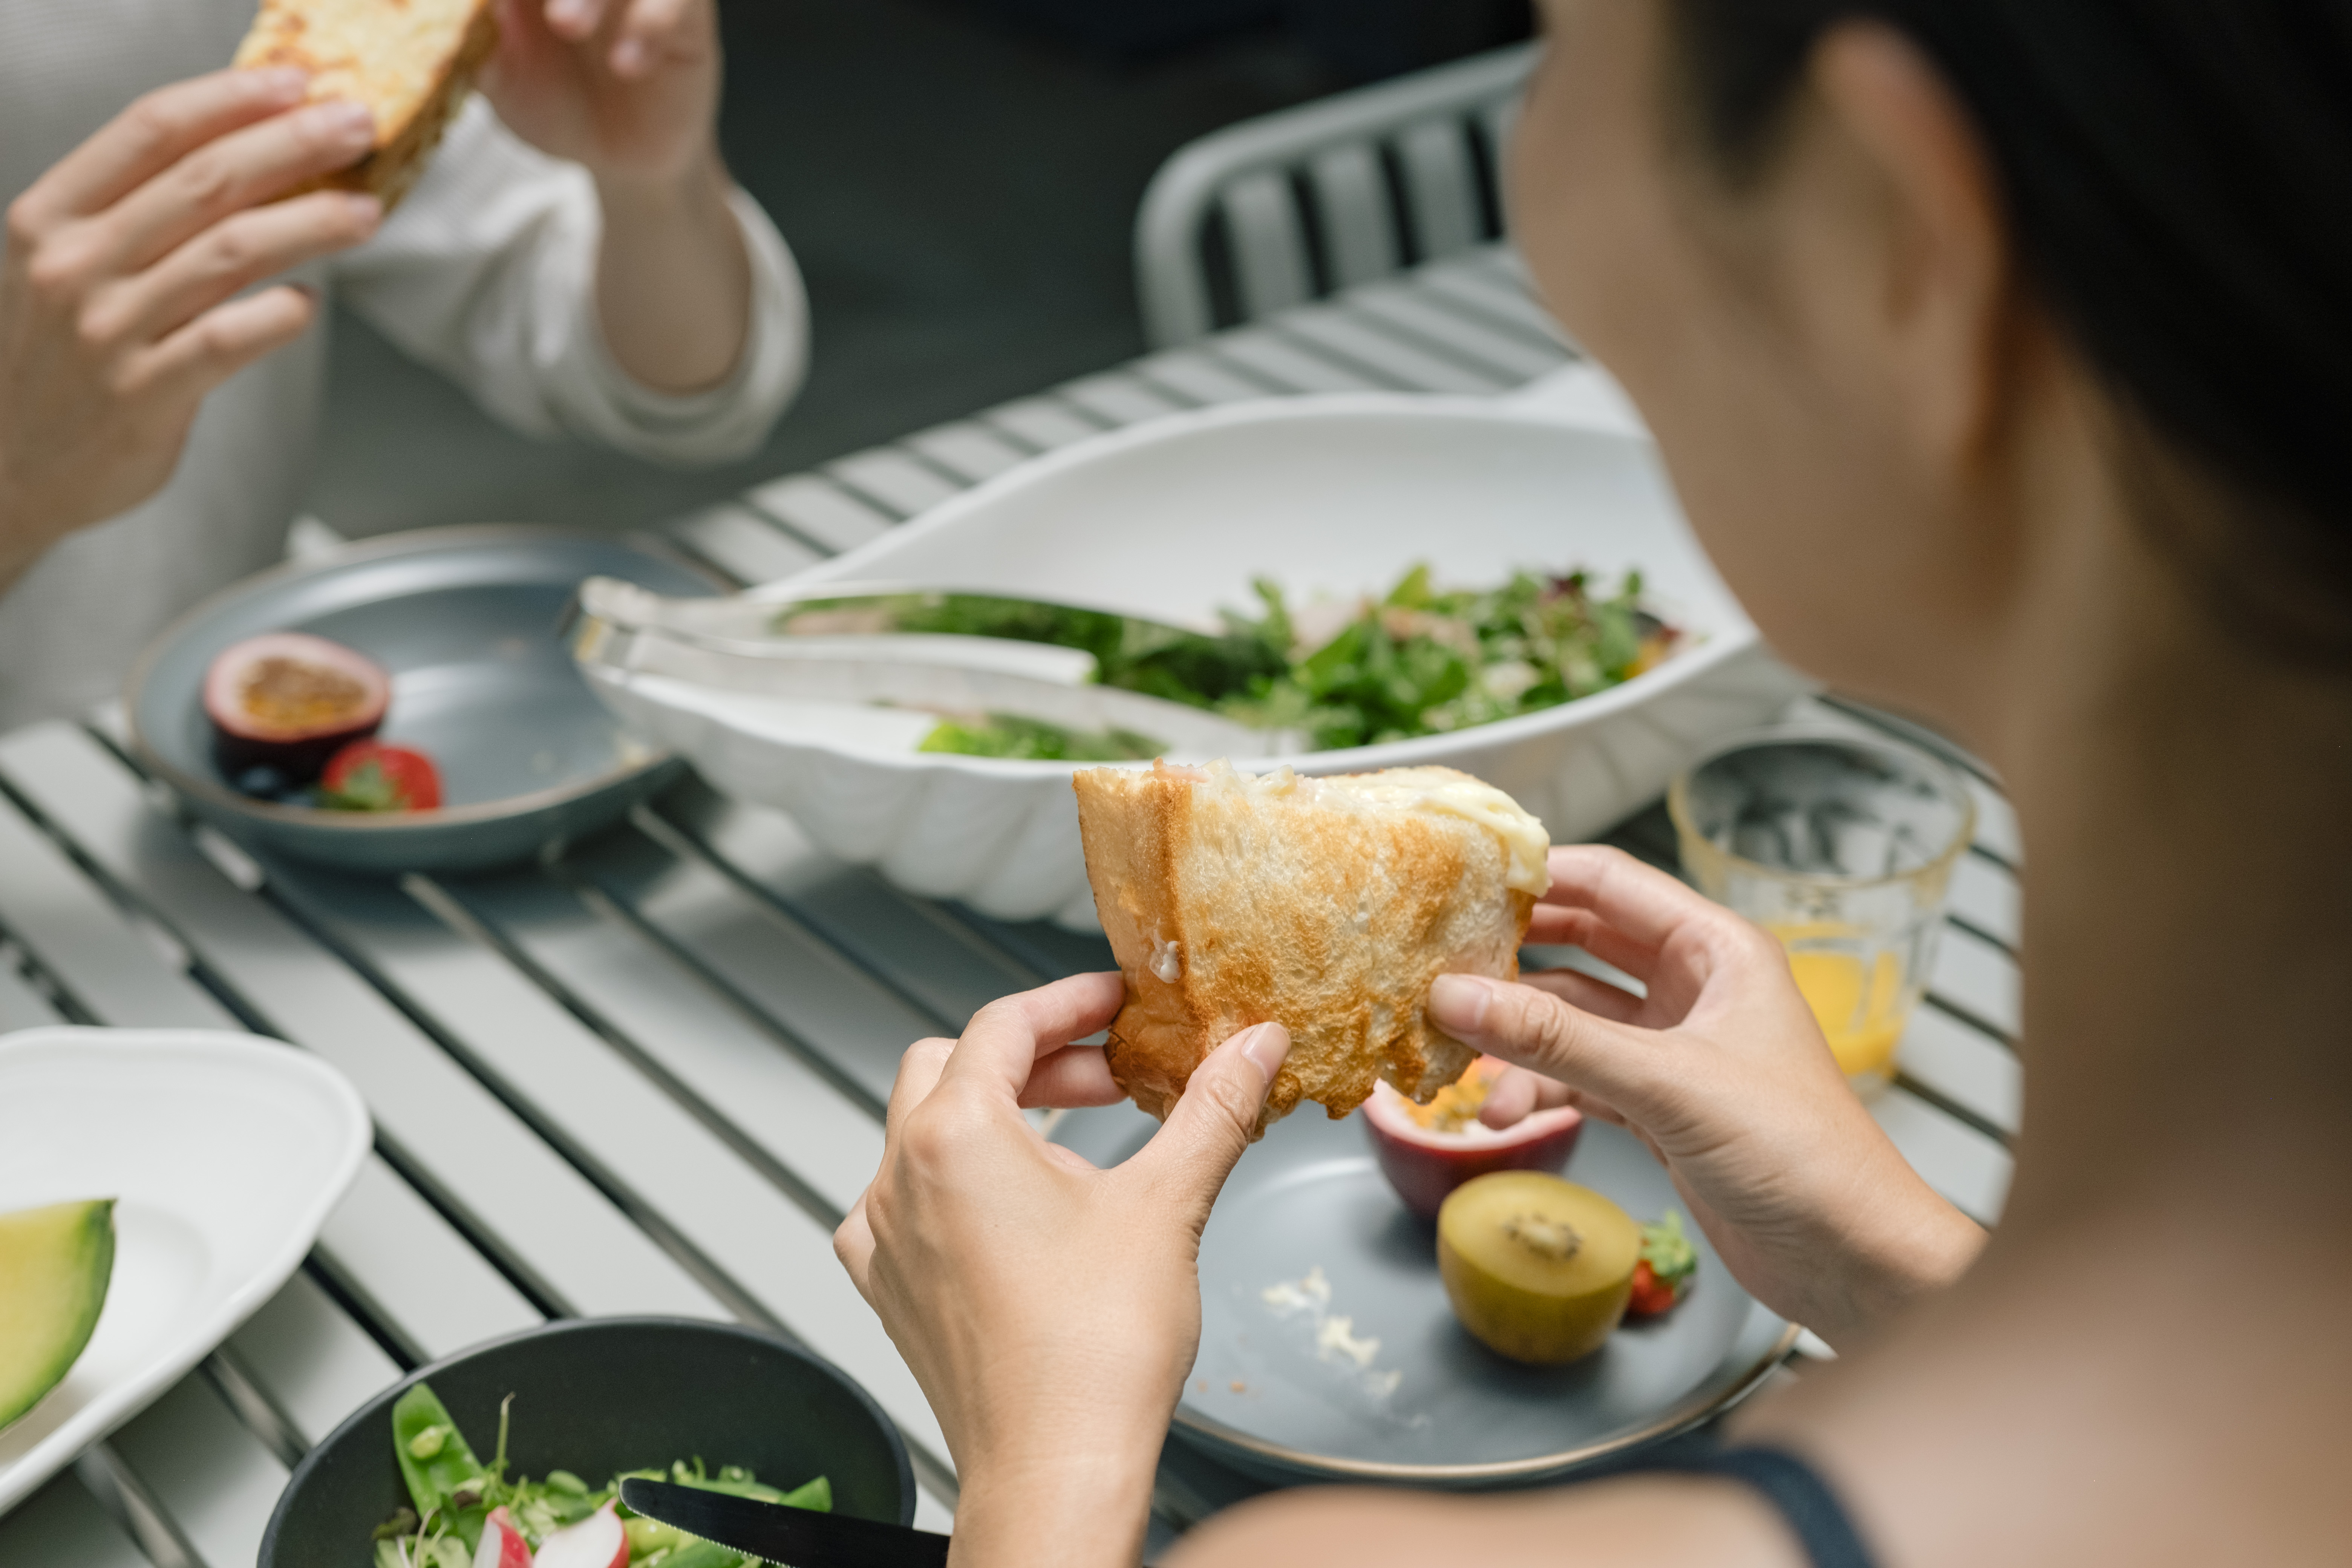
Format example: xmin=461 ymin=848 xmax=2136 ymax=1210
xmin=330 ymin=96 xmax=808 ymax=466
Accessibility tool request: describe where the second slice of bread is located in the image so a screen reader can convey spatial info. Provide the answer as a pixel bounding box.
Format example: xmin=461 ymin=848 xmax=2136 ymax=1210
xmin=1075 ymin=760 xmax=1545 ymax=1133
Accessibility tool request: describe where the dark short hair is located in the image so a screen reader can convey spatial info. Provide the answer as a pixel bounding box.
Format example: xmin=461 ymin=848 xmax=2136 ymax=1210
xmin=1668 ymin=0 xmax=2352 ymax=660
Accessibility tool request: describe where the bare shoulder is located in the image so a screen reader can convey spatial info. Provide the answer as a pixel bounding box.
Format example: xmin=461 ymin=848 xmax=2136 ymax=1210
xmin=1165 ymin=1474 xmax=1810 ymax=1568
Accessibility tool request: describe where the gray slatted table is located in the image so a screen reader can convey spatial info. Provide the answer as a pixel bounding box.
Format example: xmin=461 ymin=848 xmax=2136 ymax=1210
xmin=0 ymin=244 xmax=2019 ymax=1565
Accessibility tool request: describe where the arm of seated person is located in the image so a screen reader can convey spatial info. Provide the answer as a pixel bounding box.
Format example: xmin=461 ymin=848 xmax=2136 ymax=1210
xmin=480 ymin=0 xmax=752 ymax=395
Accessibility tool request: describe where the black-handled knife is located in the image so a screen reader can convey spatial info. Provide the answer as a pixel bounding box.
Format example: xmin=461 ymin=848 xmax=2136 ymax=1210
xmin=619 ymin=1477 xmax=952 ymax=1568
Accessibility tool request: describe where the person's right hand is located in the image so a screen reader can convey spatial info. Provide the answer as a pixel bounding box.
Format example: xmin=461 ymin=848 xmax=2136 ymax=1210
xmin=0 ymin=69 xmax=384 ymax=585
xmin=1429 ymin=845 xmax=1984 ymax=1347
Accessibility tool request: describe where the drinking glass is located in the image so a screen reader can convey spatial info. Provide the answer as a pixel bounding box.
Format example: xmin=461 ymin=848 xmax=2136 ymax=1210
xmin=1668 ymin=731 xmax=1976 ymax=1094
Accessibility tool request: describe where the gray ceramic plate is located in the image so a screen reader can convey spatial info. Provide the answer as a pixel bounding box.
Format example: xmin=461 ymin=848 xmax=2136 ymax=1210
xmin=1054 ymin=1101 xmax=1796 ymax=1489
xmin=127 ymin=526 xmax=716 ymax=874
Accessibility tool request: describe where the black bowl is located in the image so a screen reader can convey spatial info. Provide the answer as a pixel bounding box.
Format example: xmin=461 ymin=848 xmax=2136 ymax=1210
xmin=260 ymin=1317 xmax=915 ymax=1565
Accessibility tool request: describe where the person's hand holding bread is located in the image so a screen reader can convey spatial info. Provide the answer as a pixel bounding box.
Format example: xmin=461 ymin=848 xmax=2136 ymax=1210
xmin=835 ymin=974 xmax=1293 ymax=1568
xmin=0 ymin=69 xmax=381 ymax=588
xmin=1433 ymin=845 xmax=1984 ymax=1348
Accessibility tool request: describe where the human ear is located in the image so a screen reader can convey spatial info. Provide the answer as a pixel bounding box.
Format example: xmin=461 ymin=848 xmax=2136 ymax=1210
xmin=1798 ymin=21 xmax=2015 ymax=474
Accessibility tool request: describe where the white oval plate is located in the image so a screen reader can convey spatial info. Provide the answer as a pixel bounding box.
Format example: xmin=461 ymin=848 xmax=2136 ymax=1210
xmin=0 ymin=1029 xmax=371 ymax=1515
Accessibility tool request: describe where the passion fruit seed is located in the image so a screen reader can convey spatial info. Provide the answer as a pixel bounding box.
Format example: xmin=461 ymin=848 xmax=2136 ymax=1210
xmin=1502 ymin=1211 xmax=1582 ymax=1261
xmin=239 ymin=657 xmax=367 ymax=729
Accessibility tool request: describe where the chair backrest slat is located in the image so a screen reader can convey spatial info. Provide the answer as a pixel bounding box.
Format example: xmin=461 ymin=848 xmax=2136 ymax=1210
xmin=1308 ymin=144 xmax=1401 ymax=290
xmin=1135 ymin=43 xmax=1538 ymax=348
xmin=1221 ymin=172 xmax=1317 ymax=320
xmin=1396 ymin=119 xmax=1483 ymax=261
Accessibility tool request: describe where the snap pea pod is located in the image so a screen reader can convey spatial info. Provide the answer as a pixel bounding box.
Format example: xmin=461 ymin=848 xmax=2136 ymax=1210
xmin=391 ymin=1385 xmax=489 ymax=1518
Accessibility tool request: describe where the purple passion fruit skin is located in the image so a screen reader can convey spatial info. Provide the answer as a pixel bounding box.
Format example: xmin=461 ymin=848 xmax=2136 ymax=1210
xmin=204 ymin=633 xmax=389 ymax=790
xmin=1362 ymin=1063 xmax=1585 ymax=1221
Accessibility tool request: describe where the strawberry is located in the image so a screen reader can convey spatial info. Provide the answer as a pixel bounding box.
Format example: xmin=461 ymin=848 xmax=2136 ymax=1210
xmin=1626 ymin=1211 xmax=1697 ymax=1318
xmin=319 ymin=740 xmax=443 ymax=812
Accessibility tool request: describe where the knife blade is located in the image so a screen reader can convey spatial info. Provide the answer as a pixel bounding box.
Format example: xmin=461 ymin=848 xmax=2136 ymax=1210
xmin=618 ymin=1477 xmax=951 ymax=1568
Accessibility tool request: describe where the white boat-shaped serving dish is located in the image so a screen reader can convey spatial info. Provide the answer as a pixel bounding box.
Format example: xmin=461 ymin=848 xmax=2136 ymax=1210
xmin=580 ymin=393 xmax=1807 ymax=927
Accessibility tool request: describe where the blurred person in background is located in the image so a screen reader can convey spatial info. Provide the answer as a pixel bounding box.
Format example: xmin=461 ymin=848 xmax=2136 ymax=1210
xmin=835 ymin=1 xmax=2352 ymax=1564
xmin=0 ymin=0 xmax=806 ymax=730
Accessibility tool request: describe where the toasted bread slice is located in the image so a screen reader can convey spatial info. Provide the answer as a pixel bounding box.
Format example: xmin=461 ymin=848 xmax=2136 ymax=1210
xmin=235 ymin=0 xmax=499 ymax=211
xmin=1075 ymin=760 xmax=1548 ymax=1133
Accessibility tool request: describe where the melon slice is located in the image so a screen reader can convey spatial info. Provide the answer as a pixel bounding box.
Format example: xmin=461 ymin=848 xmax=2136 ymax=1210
xmin=0 ymin=1197 xmax=116 ymax=1430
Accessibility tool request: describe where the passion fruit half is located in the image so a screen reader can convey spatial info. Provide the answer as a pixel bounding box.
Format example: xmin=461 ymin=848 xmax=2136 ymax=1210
xmin=1361 ymin=1059 xmax=1585 ymax=1220
xmin=1436 ymin=1171 xmax=1639 ymax=1365
xmin=205 ymin=632 xmax=389 ymax=789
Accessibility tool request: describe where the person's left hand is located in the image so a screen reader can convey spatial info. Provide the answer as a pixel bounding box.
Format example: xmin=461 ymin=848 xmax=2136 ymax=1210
xmin=836 ymin=974 xmax=1290 ymax=1567
xmin=481 ymin=0 xmax=721 ymax=187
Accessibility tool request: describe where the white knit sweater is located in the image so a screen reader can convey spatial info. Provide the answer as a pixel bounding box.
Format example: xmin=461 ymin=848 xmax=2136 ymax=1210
xmin=0 ymin=0 xmax=809 ymax=728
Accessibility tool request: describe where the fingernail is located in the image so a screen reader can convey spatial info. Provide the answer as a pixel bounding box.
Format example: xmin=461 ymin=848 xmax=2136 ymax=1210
xmin=1236 ymin=1022 xmax=1291 ymax=1080
xmin=254 ymin=67 xmax=309 ymax=99
xmin=1428 ymin=974 xmax=1493 ymax=1033
xmin=343 ymin=192 xmax=383 ymax=226
xmin=611 ymin=37 xmax=648 ymax=75
xmin=548 ymin=0 xmax=592 ymax=28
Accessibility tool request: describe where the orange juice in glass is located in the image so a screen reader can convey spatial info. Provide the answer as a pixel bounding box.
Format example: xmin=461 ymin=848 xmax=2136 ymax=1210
xmin=1669 ymin=733 xmax=1975 ymax=1095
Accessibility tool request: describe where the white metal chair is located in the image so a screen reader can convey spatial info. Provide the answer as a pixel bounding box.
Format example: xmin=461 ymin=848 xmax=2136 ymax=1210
xmin=1133 ymin=43 xmax=1539 ymax=348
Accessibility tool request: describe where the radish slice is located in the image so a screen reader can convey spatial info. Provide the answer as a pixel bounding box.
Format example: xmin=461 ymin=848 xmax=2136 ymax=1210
xmin=472 ymin=1506 xmax=533 ymax=1568
xmin=532 ymin=1502 xmax=628 ymax=1568
xmin=1362 ymin=1061 xmax=1584 ymax=1219
xmin=204 ymin=632 xmax=389 ymax=787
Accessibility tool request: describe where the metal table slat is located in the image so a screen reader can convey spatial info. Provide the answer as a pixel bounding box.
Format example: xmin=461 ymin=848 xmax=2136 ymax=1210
xmin=251 ymin=861 xmax=949 ymax=1470
xmin=1870 ymin=1094 xmax=2012 ymax=1225
xmin=1408 ymin=258 xmax=1575 ymax=347
xmin=1202 ymin=327 xmax=1390 ymax=394
xmin=1344 ymin=281 xmax=1572 ymax=381
xmin=1132 ymin=348 xmax=1284 ymax=407
xmin=224 ymin=1272 xmax=404 ymax=1448
xmin=0 ymin=947 xmax=66 ymax=1030
xmin=0 ymin=723 xmax=726 ymax=1326
xmin=1057 ymin=372 xmax=1190 ymax=427
xmin=1898 ymin=1005 xmax=2023 ymax=1136
xmin=1965 ymin=786 xmax=2021 ymax=867
xmin=981 ymin=396 xmax=1106 ymax=452
xmin=439 ymin=864 xmax=885 ymax=1219
xmin=567 ymin=825 xmax=942 ymax=1110
xmin=1929 ymin=925 xmax=2020 ymax=1041
xmin=315 ymin=1155 xmax=544 ymax=1361
xmin=823 ymin=450 xmax=964 ymax=522
xmin=665 ymin=502 xmax=821 ymax=588
xmin=902 ymin=420 xmax=1031 ymax=484
xmin=744 ymin=474 xmax=898 ymax=558
xmin=1948 ymin=854 xmax=2020 ymax=951
xmin=0 ymin=790 xmax=237 ymax=1032
xmin=106 ymin=1376 xmax=289 ymax=1568
xmin=1272 ymin=305 xmax=1515 ymax=395
xmin=0 ymin=1473 xmax=153 ymax=1568
xmin=652 ymin=784 xmax=1038 ymax=1025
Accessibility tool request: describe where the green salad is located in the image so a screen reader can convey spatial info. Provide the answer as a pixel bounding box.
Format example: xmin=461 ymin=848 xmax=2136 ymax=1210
xmin=779 ymin=563 xmax=1677 ymax=757
xmin=369 ymin=1383 xmax=826 ymax=1568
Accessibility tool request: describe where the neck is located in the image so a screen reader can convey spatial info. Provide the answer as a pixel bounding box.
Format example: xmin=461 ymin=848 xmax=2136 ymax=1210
xmin=1986 ymin=484 xmax=2352 ymax=1248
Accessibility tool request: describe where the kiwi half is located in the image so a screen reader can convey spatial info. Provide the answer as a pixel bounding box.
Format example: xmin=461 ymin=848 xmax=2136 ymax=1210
xmin=1436 ymin=1171 xmax=1639 ymax=1365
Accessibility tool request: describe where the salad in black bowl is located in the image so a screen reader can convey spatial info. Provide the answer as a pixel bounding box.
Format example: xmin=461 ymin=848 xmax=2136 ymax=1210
xmin=260 ymin=1318 xmax=915 ymax=1568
